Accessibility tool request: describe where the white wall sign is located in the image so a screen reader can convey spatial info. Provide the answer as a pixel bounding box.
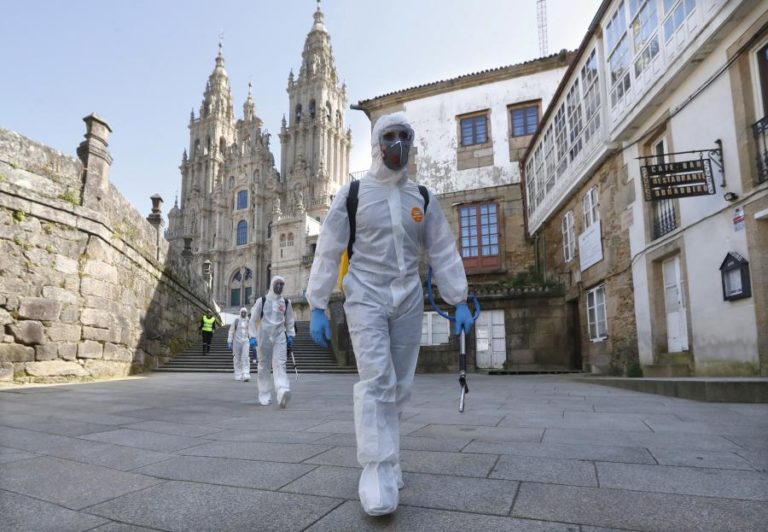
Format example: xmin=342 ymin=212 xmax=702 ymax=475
xmin=733 ymin=207 xmax=745 ymax=232
xmin=579 ymin=220 xmax=603 ymax=271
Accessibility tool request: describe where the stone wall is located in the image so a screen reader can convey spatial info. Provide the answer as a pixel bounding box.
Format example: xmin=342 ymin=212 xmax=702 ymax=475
xmin=0 ymin=119 xmax=215 ymax=383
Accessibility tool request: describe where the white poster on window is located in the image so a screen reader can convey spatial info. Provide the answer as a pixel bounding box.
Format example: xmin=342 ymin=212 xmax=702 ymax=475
xmin=579 ymin=220 xmax=603 ymax=272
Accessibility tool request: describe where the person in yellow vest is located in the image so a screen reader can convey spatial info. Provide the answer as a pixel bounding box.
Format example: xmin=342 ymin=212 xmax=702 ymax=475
xmin=200 ymin=310 xmax=217 ymax=355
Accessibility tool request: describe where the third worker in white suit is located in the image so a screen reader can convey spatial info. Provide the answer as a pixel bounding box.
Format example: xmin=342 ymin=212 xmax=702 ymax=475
xmin=227 ymin=307 xmax=252 ymax=382
xmin=306 ymin=112 xmax=474 ymax=516
xmin=249 ymin=276 xmax=296 ymax=408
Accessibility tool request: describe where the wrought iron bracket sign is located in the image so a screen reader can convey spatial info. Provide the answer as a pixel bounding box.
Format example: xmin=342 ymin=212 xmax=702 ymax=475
xmin=639 ymin=144 xmax=722 ymax=201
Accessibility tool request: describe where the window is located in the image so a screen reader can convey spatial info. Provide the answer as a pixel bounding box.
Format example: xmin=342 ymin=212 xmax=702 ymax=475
xmin=295 ymin=104 xmax=302 ymax=124
xmin=581 ymin=50 xmax=601 ymax=143
xmin=236 ymin=190 xmax=248 ymax=210
xmin=554 ymin=105 xmax=568 ymax=177
xmin=510 ymin=105 xmax=538 ymax=137
xmin=583 ymin=186 xmax=600 ymax=228
xmin=663 ymin=0 xmax=696 ymax=42
xmin=421 ymin=312 xmax=450 ymax=346
xmin=267 ymin=221 xmax=272 ymax=239
xmin=606 ymin=2 xmax=632 ymax=107
xmin=525 ymin=159 xmax=536 ymax=215
xmin=632 ymin=0 xmax=660 ymax=76
xmin=286 ymin=232 xmax=294 ymax=247
xmin=543 ymin=127 xmax=555 ymax=192
xmin=651 ymin=139 xmax=679 ymax=238
xmin=236 ymin=220 xmax=247 ymax=246
xmin=230 ymin=270 xmax=242 ymax=307
xmin=460 ymin=114 xmax=488 ymax=146
xmin=280 ymin=234 xmax=286 ymax=247
xmin=566 ymin=79 xmax=583 ymax=161
xmin=309 ymin=99 xmax=316 ymax=119
xmin=586 ymin=284 xmax=608 ymax=341
xmin=562 ymin=211 xmax=576 ymax=263
xmin=460 ymin=203 xmax=500 ymax=269
xmin=326 ymin=101 xmax=332 ymax=122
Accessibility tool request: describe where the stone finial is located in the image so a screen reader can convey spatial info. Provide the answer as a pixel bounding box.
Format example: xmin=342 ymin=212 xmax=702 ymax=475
xmin=147 ymin=194 xmax=164 ymax=227
xmin=77 ymin=113 xmax=113 ymax=207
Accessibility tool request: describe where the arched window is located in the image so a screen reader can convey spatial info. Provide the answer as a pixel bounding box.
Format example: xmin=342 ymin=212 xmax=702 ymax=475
xmin=287 ymin=232 xmax=294 ymax=246
xmin=267 ymin=221 xmax=272 ymax=239
xmin=194 ymin=139 xmax=201 ymax=157
xmin=309 ymin=99 xmax=316 ymax=119
xmin=205 ymin=136 xmax=211 ymax=155
xmin=326 ymin=101 xmax=332 ymax=122
xmin=237 ymin=190 xmax=248 ymax=210
xmin=295 ymin=104 xmax=302 ymax=124
xmin=219 ymin=137 xmax=226 ymax=154
xmin=236 ymin=220 xmax=247 ymax=246
xmin=280 ymin=234 xmax=286 ymax=248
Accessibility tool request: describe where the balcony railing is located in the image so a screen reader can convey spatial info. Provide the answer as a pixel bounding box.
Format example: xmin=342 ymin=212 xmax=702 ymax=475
xmin=753 ymin=116 xmax=768 ymax=184
xmin=653 ymin=198 xmax=678 ymax=240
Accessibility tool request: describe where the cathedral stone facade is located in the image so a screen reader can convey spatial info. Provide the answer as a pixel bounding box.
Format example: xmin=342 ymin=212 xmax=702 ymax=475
xmin=167 ymin=5 xmax=350 ymax=313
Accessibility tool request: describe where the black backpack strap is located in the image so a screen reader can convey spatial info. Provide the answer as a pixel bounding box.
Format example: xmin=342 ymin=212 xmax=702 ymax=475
xmin=418 ymin=185 xmax=430 ymax=213
xmin=259 ymin=296 xmax=266 ymax=319
xmin=346 ymin=180 xmax=360 ymax=259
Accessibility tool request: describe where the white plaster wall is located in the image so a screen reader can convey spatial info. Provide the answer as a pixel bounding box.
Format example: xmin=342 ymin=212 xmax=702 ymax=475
xmin=631 ymin=259 xmax=654 ymax=365
xmin=398 ymin=67 xmax=567 ymax=193
xmin=684 ymin=215 xmax=757 ymax=367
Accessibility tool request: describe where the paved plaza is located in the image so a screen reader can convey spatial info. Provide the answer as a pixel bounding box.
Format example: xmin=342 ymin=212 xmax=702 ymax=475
xmin=1 ymin=373 xmax=767 ymax=531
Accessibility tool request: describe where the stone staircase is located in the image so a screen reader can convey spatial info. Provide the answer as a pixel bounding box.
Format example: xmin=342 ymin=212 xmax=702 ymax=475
xmin=642 ymin=352 xmax=693 ymax=377
xmin=155 ymin=321 xmax=357 ymax=374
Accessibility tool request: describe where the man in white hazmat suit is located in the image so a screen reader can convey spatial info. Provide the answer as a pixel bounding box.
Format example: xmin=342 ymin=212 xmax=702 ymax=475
xmin=227 ymin=307 xmax=253 ymax=382
xmin=249 ymin=276 xmax=296 ymax=407
xmin=306 ymin=112 xmax=474 ymax=516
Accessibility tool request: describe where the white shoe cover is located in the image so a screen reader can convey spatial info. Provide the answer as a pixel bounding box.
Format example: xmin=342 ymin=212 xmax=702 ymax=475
xmin=394 ymin=463 xmax=404 ymax=490
xmin=278 ymin=390 xmax=291 ymax=409
xmin=359 ymin=463 xmax=398 ymax=516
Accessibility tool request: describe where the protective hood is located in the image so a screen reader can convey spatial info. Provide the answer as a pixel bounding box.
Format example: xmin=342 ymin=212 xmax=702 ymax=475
xmin=267 ymin=275 xmax=286 ymax=301
xmin=238 ymin=307 xmax=248 ymax=318
xmin=368 ymin=112 xmax=413 ymax=185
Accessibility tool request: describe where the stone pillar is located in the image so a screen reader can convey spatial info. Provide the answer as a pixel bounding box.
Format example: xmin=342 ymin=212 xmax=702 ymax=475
xmin=76 ymin=113 xmax=113 ymax=207
xmin=147 ymin=194 xmax=164 ymax=261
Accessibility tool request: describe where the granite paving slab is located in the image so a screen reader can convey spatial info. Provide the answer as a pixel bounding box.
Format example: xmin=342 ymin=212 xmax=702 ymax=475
xmin=736 ymin=450 xmax=768 ymax=472
xmin=512 ymin=482 xmax=768 ymax=532
xmin=85 ymin=480 xmax=342 ymax=531
xmin=133 ymin=455 xmax=317 ymax=490
xmin=90 ymin=522 xmax=160 ymax=531
xmin=595 ymin=462 xmax=768 ymax=500
xmin=463 ymin=440 xmax=656 ymax=464
xmin=409 ymin=423 xmax=543 ymax=442
xmin=542 ymin=427 xmax=741 ymax=451
xmin=0 ymin=456 xmax=162 ymax=510
xmin=0 ymin=445 xmax=37 ymax=464
xmin=0 ymin=413 xmax=114 ymax=436
xmin=37 ymin=438 xmax=175 ymax=472
xmin=203 ymin=428 xmax=331 ymax=444
xmin=490 ymin=454 xmax=598 ymax=487
xmin=80 ymin=428 xmax=205 ymax=452
xmin=314 ymin=432 xmax=472 ymax=452
xmin=0 ymin=489 xmax=108 ymax=532
xmin=179 ymin=440 xmax=331 ymax=463
xmin=306 ymin=500 xmax=581 ymax=532
xmin=121 ymin=419 xmax=225 ymax=437
xmin=497 ymin=414 xmax=651 ymax=432
xmin=648 ymin=447 xmax=756 ymax=470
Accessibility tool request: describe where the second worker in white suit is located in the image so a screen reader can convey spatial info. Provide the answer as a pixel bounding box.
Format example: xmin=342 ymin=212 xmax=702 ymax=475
xmin=227 ymin=307 xmax=252 ymax=382
xmin=249 ymin=276 xmax=296 ymax=407
xmin=306 ymin=112 xmax=474 ymax=516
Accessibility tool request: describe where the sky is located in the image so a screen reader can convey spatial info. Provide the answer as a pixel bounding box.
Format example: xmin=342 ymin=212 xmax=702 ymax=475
xmin=1 ymin=0 xmax=601 ymax=215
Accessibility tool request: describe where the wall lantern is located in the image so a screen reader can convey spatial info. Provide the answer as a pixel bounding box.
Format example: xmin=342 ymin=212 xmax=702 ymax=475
xmin=719 ymin=252 xmax=751 ymax=301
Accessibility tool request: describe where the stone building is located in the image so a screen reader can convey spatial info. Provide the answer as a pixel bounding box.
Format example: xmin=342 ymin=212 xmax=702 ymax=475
xmin=167 ymin=4 xmax=350 ymax=313
xmin=355 ymin=53 xmax=576 ymax=373
xmin=522 ymin=0 xmax=768 ymax=376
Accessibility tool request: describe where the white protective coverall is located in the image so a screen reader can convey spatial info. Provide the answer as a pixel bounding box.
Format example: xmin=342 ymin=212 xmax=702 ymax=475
xmin=306 ymin=112 xmax=468 ymax=515
xmin=227 ymin=307 xmax=251 ymax=381
xmin=249 ymin=276 xmax=296 ymax=406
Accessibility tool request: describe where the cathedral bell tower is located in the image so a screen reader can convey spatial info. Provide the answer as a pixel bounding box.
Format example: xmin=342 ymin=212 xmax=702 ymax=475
xmin=280 ymin=1 xmax=351 ymax=220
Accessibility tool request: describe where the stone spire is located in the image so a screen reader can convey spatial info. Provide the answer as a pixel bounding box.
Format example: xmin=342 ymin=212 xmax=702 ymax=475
xmin=299 ymin=0 xmax=337 ymax=83
xmin=200 ymin=42 xmax=234 ymax=120
xmin=243 ymin=82 xmax=256 ymax=122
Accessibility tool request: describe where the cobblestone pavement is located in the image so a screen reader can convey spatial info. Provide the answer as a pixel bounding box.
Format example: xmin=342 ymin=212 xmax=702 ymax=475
xmin=1 ymin=373 xmax=767 ymax=531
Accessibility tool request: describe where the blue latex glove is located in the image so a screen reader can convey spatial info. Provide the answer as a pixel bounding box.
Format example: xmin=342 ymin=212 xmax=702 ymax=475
xmin=287 ymin=336 xmax=294 ymax=348
xmin=249 ymin=337 xmax=257 ymax=348
xmin=310 ymin=308 xmax=332 ymax=348
xmin=454 ymin=303 xmax=474 ymax=336
xmin=227 ymin=342 xmax=232 ymax=350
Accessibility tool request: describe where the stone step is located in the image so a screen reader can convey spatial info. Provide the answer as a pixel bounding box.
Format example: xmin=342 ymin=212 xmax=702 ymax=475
xmin=642 ymin=363 xmax=691 ymax=378
xmin=657 ymin=352 xmax=694 ymax=365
